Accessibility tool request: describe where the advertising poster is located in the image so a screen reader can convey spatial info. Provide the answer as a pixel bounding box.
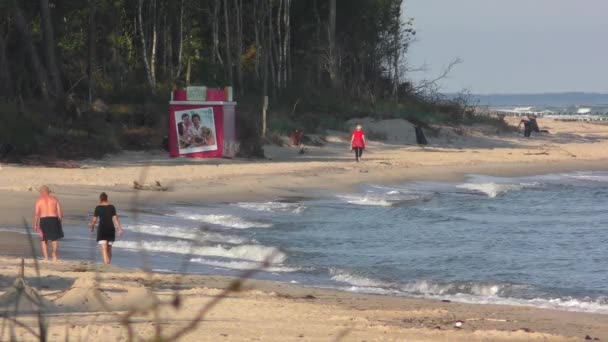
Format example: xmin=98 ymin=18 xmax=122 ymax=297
xmin=175 ymin=107 xmax=218 ymax=155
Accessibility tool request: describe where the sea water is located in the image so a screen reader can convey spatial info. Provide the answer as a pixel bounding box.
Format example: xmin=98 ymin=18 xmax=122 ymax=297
xmin=7 ymin=171 xmax=608 ymax=314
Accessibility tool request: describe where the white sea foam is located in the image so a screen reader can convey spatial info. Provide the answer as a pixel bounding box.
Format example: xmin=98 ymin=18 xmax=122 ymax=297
xmin=235 ymin=201 xmax=306 ymax=214
xmin=173 ymin=213 xmax=272 ymax=229
xmin=399 ymin=280 xmax=502 ymax=297
xmin=456 ymin=182 xmax=524 ymax=198
xmin=328 ymin=272 xmax=608 ymax=314
xmin=123 ymin=224 xmax=249 ymax=244
xmin=329 ymin=269 xmax=388 ymax=288
xmin=190 ymin=258 xmax=299 ymax=273
xmin=337 ymin=194 xmax=394 ymax=207
xmin=563 ymin=171 xmax=608 ymax=183
xmin=0 ymin=228 xmax=28 ymax=235
xmin=113 ymin=240 xmax=286 ymax=263
xmin=432 ymin=294 xmax=608 ymax=315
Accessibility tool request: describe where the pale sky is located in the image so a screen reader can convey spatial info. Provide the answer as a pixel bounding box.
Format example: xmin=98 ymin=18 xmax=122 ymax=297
xmin=404 ymin=0 xmax=608 ymax=94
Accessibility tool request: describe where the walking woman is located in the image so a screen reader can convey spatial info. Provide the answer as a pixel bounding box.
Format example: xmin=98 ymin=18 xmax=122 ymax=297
xmin=90 ymin=192 xmax=123 ymax=264
xmin=350 ymin=124 xmax=366 ymax=162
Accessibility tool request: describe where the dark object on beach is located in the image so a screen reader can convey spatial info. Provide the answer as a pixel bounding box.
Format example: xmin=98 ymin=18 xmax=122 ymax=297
xmin=530 ymin=117 xmax=540 ymax=133
xmin=517 ymin=118 xmax=533 ymax=137
xmin=524 ymin=120 xmax=532 ymax=137
xmin=133 ymin=180 xmax=168 ymax=191
xmin=289 ymin=129 xmax=304 ymax=146
xmin=415 ymin=126 xmax=428 ymax=145
xmin=162 ymin=135 xmax=169 ymax=151
xmin=303 ymin=295 xmax=316 ymax=299
xmin=585 ymin=335 xmax=592 ymax=340
xmin=441 ymin=299 xmax=451 ymax=303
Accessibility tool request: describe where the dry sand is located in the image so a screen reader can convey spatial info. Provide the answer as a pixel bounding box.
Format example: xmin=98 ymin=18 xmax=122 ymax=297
xmin=1 ymin=117 xmax=608 ymax=341
xmin=0 ymin=257 xmax=606 ymax=341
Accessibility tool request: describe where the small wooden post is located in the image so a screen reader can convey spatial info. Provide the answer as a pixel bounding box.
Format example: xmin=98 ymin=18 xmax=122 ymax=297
xmin=262 ymin=96 xmax=268 ymax=137
xmin=20 ymin=258 xmax=25 ymax=278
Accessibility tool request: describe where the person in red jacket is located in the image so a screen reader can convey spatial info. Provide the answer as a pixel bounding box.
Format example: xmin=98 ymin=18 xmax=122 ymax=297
xmin=350 ymin=124 xmax=366 ymax=162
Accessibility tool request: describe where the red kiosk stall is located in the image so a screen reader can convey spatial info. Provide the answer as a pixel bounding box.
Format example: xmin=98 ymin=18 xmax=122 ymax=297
xmin=168 ymin=87 xmax=237 ymax=158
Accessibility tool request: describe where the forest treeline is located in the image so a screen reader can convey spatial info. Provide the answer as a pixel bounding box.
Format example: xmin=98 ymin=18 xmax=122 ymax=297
xmin=2 ymin=0 xmax=414 ymax=100
xmin=0 ymin=0 xmax=474 ymax=158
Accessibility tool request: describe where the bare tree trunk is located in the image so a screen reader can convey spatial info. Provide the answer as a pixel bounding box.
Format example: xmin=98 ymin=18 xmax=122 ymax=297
xmin=186 ymin=57 xmax=192 ymax=86
xmin=267 ymin=1 xmax=276 ymax=94
xmin=313 ymin=0 xmax=322 ymax=86
xmin=162 ymin=9 xmax=168 ymax=75
xmin=175 ymin=0 xmax=184 ymax=78
xmin=138 ymin=0 xmax=156 ymax=88
xmin=211 ymin=0 xmax=223 ymax=66
xmin=150 ymin=0 xmax=158 ymax=85
xmin=276 ymin=0 xmax=283 ymax=89
xmin=39 ymin=0 xmax=63 ymax=97
xmin=233 ymin=0 xmax=244 ymax=94
xmin=87 ymin=0 xmax=96 ymax=103
xmin=392 ymin=30 xmax=400 ymax=103
xmin=283 ymin=0 xmax=291 ymax=86
xmin=13 ymin=5 xmax=50 ymax=100
xmin=391 ymin=0 xmax=403 ymax=102
xmin=223 ymin=0 xmax=233 ymax=85
xmin=167 ymin=11 xmax=173 ymax=78
xmin=328 ymin=0 xmax=340 ymax=89
xmin=262 ymin=6 xmax=268 ymax=99
xmin=0 ymin=32 xmax=11 ymax=97
xmin=253 ymin=0 xmax=260 ymax=79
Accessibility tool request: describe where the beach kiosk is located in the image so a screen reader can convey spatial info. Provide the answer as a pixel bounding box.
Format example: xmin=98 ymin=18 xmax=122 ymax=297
xmin=168 ymin=86 xmax=237 ymax=158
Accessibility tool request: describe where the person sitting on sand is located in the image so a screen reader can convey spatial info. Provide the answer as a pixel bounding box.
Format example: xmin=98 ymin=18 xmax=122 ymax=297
xmin=350 ymin=124 xmax=366 ymax=162
xmin=33 ymin=185 xmax=64 ymax=261
xmin=90 ymin=192 xmax=123 ymax=265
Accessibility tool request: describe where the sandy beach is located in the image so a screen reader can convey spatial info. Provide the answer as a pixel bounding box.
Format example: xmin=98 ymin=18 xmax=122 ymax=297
xmin=2 ymin=117 xmax=608 ymax=341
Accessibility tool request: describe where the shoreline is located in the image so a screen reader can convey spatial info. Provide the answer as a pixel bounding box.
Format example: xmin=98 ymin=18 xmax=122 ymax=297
xmin=2 ymin=157 xmax=608 ymax=228
xmin=1 ymin=256 xmax=607 ymax=341
xmin=3 ymin=118 xmax=608 ymax=340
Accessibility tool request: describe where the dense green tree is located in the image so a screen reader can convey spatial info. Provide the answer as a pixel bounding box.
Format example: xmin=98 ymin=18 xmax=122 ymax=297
xmin=1 ymin=0 xmax=414 ymax=103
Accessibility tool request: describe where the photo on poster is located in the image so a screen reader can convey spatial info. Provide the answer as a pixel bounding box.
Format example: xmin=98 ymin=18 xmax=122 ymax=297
xmin=175 ymin=107 xmax=218 ymax=154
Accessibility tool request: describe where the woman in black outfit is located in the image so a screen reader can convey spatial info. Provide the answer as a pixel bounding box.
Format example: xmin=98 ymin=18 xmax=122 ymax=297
xmin=90 ymin=192 xmax=123 ymax=264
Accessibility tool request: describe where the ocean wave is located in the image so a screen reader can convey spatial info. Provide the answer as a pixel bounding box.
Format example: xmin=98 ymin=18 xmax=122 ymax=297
xmin=328 ymin=271 xmax=608 ymax=314
xmin=337 ymin=194 xmax=394 ymax=207
xmin=113 ymin=240 xmax=286 ymax=263
xmin=456 ymin=182 xmax=525 ymax=198
xmin=329 ymin=268 xmax=388 ymax=287
xmin=435 ymin=293 xmax=608 ymax=315
xmin=190 ymin=258 xmax=299 ymax=273
xmin=235 ymin=201 xmax=306 ymax=214
xmin=123 ymin=224 xmax=250 ymax=244
xmin=562 ymin=171 xmax=608 ymax=183
xmin=172 ymin=213 xmax=273 ymax=229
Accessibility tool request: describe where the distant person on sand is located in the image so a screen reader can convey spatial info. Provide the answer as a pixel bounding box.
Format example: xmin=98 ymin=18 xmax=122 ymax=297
xmin=350 ymin=124 xmax=366 ymax=162
xmin=517 ymin=116 xmax=532 ymax=137
xmin=90 ymin=192 xmax=123 ymax=265
xmin=33 ymin=185 xmax=64 ymax=261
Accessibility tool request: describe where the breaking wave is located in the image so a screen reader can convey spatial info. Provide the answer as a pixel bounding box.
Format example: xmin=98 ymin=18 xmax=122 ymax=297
xmin=172 ymin=213 xmax=272 ymax=229
xmin=113 ymin=240 xmax=286 ymax=264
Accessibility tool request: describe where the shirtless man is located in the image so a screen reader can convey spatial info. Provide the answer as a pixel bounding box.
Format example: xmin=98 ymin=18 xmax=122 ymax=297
xmin=33 ymin=185 xmax=64 ymax=261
